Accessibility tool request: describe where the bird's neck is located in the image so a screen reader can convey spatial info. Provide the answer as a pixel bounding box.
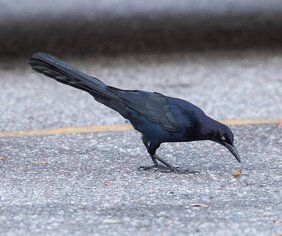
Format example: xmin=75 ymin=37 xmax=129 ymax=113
xmin=198 ymin=116 xmax=221 ymax=141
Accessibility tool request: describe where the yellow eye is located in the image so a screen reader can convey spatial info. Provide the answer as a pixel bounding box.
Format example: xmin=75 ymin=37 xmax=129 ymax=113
xmin=222 ymin=136 xmax=226 ymax=141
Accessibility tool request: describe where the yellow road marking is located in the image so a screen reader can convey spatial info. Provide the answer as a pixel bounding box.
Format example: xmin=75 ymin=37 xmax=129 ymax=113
xmin=222 ymin=119 xmax=281 ymax=126
xmin=0 ymin=119 xmax=280 ymax=138
xmin=32 ymin=161 xmax=49 ymax=165
xmin=0 ymin=124 xmax=132 ymax=138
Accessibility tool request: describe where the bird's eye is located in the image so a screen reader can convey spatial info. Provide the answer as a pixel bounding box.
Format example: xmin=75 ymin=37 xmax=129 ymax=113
xmin=221 ymin=136 xmax=226 ymax=141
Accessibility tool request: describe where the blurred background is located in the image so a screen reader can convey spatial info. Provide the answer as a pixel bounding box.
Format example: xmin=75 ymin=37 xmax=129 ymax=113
xmin=0 ymin=0 xmax=282 ymax=130
xmin=1 ymin=0 xmax=282 ymax=130
xmin=1 ymin=0 xmax=282 ymax=56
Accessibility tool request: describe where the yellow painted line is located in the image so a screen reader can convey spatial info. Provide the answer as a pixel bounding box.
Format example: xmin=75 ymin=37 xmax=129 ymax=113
xmin=222 ymin=119 xmax=281 ymax=126
xmin=0 ymin=124 xmax=132 ymax=138
xmin=0 ymin=119 xmax=280 ymax=139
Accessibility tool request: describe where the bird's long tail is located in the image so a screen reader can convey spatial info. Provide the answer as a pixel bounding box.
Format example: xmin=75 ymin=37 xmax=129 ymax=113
xmin=29 ymin=52 xmax=122 ymax=108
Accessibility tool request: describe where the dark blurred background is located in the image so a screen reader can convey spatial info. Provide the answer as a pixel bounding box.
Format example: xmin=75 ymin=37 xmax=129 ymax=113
xmin=1 ymin=0 xmax=282 ymax=57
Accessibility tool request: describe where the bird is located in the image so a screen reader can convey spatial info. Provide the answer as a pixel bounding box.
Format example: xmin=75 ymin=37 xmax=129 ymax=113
xmin=29 ymin=52 xmax=240 ymax=173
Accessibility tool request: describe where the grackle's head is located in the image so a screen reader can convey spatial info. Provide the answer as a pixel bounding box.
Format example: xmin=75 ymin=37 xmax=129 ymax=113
xmin=209 ymin=122 xmax=241 ymax=163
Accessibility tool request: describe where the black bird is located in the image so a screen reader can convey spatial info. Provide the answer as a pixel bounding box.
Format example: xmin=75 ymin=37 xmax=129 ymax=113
xmin=29 ymin=52 xmax=240 ymax=173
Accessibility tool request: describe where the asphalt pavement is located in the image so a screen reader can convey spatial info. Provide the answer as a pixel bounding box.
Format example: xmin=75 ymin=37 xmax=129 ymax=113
xmin=0 ymin=50 xmax=282 ymax=235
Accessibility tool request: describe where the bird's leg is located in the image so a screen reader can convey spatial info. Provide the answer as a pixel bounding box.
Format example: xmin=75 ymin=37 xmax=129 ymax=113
xmin=151 ymin=154 xmax=158 ymax=166
xmin=153 ymin=154 xmax=180 ymax=172
xmin=138 ymin=155 xmax=159 ymax=171
xmin=138 ymin=154 xmax=178 ymax=171
xmin=138 ymin=136 xmax=163 ymax=171
xmin=138 ymin=136 xmax=199 ymax=174
xmin=154 ymin=155 xmax=200 ymax=174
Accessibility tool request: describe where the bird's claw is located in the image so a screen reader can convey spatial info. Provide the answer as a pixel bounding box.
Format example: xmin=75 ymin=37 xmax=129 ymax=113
xmin=138 ymin=165 xmax=199 ymax=174
xmin=138 ymin=165 xmax=168 ymax=171
xmin=138 ymin=165 xmax=156 ymax=171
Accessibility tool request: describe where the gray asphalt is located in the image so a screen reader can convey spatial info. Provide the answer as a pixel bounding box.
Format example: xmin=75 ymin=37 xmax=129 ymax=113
xmin=0 ymin=50 xmax=282 ymax=235
xmin=1 ymin=126 xmax=281 ymax=235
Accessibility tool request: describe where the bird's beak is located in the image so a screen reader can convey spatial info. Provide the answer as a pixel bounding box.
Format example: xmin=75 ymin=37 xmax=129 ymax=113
xmin=223 ymin=142 xmax=241 ymax=163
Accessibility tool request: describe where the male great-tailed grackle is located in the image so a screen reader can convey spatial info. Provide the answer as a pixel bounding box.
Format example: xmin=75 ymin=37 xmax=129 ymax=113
xmin=29 ymin=52 xmax=240 ymax=173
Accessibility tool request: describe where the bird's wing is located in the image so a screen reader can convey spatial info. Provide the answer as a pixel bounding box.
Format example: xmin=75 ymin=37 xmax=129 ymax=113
xmin=116 ymin=90 xmax=181 ymax=132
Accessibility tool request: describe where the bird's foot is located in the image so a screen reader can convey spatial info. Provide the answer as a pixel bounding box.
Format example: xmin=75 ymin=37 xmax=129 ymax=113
xmin=156 ymin=166 xmax=200 ymax=174
xmin=138 ymin=165 xmax=199 ymax=174
xmin=138 ymin=165 xmax=156 ymax=171
xmin=138 ymin=164 xmax=172 ymax=172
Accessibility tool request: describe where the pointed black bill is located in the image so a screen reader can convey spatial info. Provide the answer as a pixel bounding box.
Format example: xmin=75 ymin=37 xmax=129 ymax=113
xmin=224 ymin=142 xmax=241 ymax=163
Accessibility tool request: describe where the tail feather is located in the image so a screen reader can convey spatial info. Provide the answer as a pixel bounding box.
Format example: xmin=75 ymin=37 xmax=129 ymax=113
xmin=29 ymin=52 xmax=116 ymax=100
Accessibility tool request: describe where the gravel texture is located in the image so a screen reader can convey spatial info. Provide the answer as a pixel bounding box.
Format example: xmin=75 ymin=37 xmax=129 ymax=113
xmin=0 ymin=125 xmax=281 ymax=235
